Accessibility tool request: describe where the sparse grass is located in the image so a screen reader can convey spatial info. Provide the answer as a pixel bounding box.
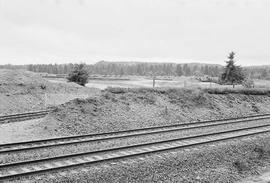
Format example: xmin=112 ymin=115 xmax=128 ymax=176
xmin=233 ymin=160 xmax=249 ymax=173
xmin=103 ymin=87 xmax=157 ymax=104
xmin=254 ymin=79 xmax=270 ymax=89
xmin=204 ymin=88 xmax=270 ymax=96
xmin=51 ymin=76 xmax=270 ymax=90
xmin=105 ymin=86 xmax=270 ymax=97
xmin=104 ymin=87 xmax=211 ymax=107
xmin=105 ymin=87 xmax=128 ymax=94
xmin=253 ymin=146 xmax=268 ymax=159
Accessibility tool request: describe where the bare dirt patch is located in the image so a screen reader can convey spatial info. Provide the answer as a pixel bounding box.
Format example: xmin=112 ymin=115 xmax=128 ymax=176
xmin=0 ymin=118 xmax=60 ymax=144
xmin=238 ymin=168 xmax=270 ymax=183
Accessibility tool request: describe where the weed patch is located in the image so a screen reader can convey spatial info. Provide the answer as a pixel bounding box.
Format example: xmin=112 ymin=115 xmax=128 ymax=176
xmin=233 ymin=160 xmax=249 ymax=173
xmin=204 ymin=88 xmax=270 ymax=96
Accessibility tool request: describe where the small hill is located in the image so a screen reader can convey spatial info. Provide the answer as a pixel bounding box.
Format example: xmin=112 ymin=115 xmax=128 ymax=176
xmin=0 ymin=69 xmax=100 ymax=115
xmin=0 ymin=69 xmax=49 ymax=93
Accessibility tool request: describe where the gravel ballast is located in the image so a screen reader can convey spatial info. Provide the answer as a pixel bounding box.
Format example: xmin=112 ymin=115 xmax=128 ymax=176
xmin=7 ymin=133 xmax=270 ymax=183
xmin=1 ymin=118 xmax=269 ymax=165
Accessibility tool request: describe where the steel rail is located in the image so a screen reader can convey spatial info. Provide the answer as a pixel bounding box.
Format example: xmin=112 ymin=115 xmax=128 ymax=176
xmin=1 ymin=113 xmax=270 ymax=153
xmin=0 ymin=123 xmax=269 ymax=181
xmin=2 ymin=112 xmax=268 ymax=144
xmin=0 ymin=110 xmax=52 ymax=119
xmin=0 ymin=109 xmax=54 ymax=123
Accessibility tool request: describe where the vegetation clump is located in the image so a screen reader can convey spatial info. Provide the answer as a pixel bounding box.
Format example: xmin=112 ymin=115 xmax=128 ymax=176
xmin=233 ymin=160 xmax=249 ymax=173
xmin=204 ymin=88 xmax=270 ymax=96
xmin=67 ymin=64 xmax=89 ymax=86
xmin=220 ymin=52 xmax=246 ymax=88
xmin=106 ymin=86 xmax=270 ymax=97
xmin=242 ymin=77 xmax=255 ymax=88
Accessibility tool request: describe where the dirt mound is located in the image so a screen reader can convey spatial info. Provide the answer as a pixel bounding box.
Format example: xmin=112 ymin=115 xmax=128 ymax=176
xmin=0 ymin=69 xmax=46 ymax=84
xmin=0 ymin=69 xmax=100 ymax=115
xmin=0 ymin=69 xmax=48 ymax=93
xmin=43 ymin=87 xmax=270 ymax=136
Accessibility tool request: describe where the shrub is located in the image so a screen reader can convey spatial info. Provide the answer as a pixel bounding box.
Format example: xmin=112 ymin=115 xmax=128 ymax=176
xmin=67 ymin=64 xmax=89 ymax=86
xmin=40 ymin=84 xmax=46 ymax=90
xmin=191 ymin=89 xmax=207 ymax=105
xmin=254 ymin=146 xmax=266 ymax=159
xmin=233 ymin=160 xmax=248 ymax=173
xmin=105 ymin=87 xmax=128 ymax=94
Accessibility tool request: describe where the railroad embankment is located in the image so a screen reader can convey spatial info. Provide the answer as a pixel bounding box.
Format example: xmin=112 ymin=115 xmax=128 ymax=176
xmin=0 ymin=69 xmax=100 ymax=115
xmin=43 ymin=87 xmax=270 ymax=136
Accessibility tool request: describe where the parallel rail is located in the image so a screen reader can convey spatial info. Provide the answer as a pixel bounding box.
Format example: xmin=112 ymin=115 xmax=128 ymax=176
xmin=0 ymin=123 xmax=269 ymax=181
xmin=0 ymin=109 xmax=54 ymax=124
xmin=1 ymin=113 xmax=270 ymax=154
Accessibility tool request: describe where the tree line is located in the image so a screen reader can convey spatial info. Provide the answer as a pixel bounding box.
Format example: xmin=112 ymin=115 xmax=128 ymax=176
xmin=0 ymin=61 xmax=269 ymax=79
xmin=25 ymin=62 xmax=222 ymax=77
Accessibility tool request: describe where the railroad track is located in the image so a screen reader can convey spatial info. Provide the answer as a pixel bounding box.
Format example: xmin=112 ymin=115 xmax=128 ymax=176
xmin=1 ymin=113 xmax=270 ymax=154
xmin=0 ymin=109 xmax=54 ymax=124
xmin=0 ymin=123 xmax=269 ymax=181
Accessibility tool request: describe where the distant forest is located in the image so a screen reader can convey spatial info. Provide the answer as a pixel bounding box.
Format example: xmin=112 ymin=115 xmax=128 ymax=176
xmin=0 ymin=61 xmax=270 ymax=79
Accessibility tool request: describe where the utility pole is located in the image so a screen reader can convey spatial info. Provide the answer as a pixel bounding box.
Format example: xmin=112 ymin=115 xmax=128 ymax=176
xmin=153 ymin=76 xmax=156 ymax=87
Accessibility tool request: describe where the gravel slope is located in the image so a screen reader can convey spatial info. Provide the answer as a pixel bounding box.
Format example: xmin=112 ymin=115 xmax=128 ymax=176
xmin=42 ymin=88 xmax=270 ymax=136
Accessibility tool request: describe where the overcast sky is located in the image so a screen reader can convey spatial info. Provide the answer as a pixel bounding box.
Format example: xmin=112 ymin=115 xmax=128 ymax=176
xmin=0 ymin=0 xmax=269 ymax=66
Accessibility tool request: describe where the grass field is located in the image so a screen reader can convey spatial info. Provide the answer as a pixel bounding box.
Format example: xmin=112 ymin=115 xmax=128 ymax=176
xmin=47 ymin=76 xmax=270 ymax=90
xmin=254 ymin=79 xmax=270 ymax=88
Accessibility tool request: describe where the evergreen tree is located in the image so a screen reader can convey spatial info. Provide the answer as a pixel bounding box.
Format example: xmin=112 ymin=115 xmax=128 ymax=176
xmin=220 ymin=52 xmax=245 ymax=88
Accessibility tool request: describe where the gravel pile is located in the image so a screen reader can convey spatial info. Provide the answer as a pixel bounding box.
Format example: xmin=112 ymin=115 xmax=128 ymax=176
xmin=45 ymin=87 xmax=270 ymax=136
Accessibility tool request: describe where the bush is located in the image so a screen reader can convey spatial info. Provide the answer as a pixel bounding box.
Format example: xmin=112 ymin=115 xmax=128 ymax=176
xmin=204 ymin=88 xmax=270 ymax=96
xmin=40 ymin=83 xmax=46 ymax=90
xmin=105 ymin=87 xmax=128 ymax=94
xmin=242 ymin=78 xmax=255 ymax=88
xmin=67 ymin=64 xmax=89 ymax=86
xmin=254 ymin=146 xmax=266 ymax=159
xmin=191 ymin=89 xmax=207 ymax=105
xmin=233 ymin=160 xmax=248 ymax=173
